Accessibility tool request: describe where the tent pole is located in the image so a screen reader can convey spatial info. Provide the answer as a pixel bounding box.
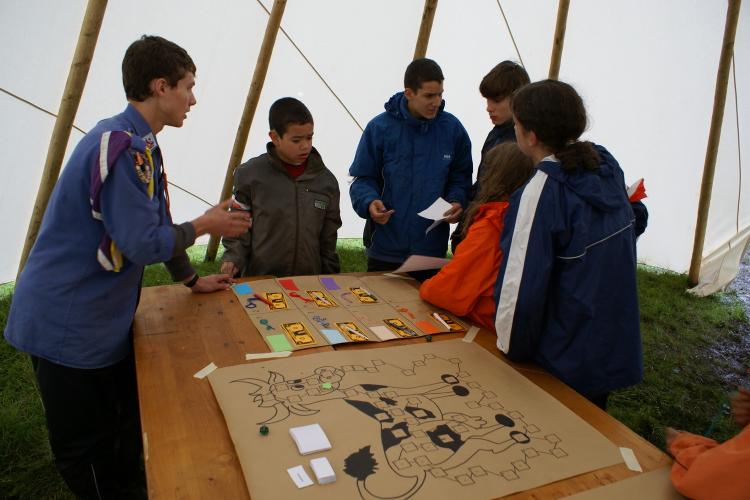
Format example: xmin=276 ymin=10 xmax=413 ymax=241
xmin=16 ymin=0 xmax=108 ymax=279
xmin=205 ymin=0 xmax=287 ymax=262
xmin=413 ymin=0 xmax=438 ymax=60
xmin=689 ymin=0 xmax=742 ymax=286
xmin=548 ymin=0 xmax=570 ymax=80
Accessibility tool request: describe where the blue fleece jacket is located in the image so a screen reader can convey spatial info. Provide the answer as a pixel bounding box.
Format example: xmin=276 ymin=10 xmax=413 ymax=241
xmin=493 ymin=145 xmax=643 ymax=398
xmin=349 ymin=92 xmax=472 ymax=262
xmin=4 ymin=105 xmax=180 ymax=369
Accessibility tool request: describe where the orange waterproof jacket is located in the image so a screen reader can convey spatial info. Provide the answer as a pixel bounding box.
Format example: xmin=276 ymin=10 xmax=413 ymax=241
xmin=420 ymin=202 xmax=507 ymax=330
xmin=669 ymin=424 xmax=750 ymax=500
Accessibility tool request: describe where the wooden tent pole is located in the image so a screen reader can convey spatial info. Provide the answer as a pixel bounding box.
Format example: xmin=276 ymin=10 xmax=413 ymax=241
xmin=413 ymin=0 xmax=439 ymax=60
xmin=16 ymin=0 xmax=108 ymax=279
xmin=205 ymin=0 xmax=287 ymax=262
xmin=548 ymin=0 xmax=570 ymax=80
xmin=689 ymin=0 xmax=742 ymax=285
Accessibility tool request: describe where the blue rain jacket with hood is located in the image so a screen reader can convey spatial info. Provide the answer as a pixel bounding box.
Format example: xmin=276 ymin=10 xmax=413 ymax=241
xmin=349 ymin=92 xmax=472 ymax=262
xmin=493 ymin=144 xmax=643 ymax=399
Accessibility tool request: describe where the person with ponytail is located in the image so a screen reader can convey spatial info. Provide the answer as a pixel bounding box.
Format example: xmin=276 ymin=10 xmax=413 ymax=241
xmin=420 ymin=143 xmax=534 ymax=330
xmin=493 ymin=79 xmax=645 ymax=409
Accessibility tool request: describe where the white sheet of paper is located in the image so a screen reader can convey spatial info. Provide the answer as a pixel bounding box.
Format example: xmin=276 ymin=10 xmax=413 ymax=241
xmin=369 ymin=325 xmax=398 ymax=340
xmin=393 ymin=255 xmax=451 ymax=273
xmin=418 ymin=197 xmax=453 ymax=220
xmin=289 ymin=423 xmax=332 ymax=455
xmin=287 ymin=465 xmax=314 ymax=488
xmin=418 ymin=197 xmax=453 ymax=234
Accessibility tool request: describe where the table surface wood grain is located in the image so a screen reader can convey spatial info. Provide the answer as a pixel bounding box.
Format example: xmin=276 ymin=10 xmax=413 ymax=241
xmin=134 ymin=275 xmax=672 ymax=499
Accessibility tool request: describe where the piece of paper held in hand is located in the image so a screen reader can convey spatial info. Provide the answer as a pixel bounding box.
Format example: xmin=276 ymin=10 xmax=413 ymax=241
xmin=393 ymin=255 xmax=451 ymax=273
xmin=418 ymin=197 xmax=453 ymax=234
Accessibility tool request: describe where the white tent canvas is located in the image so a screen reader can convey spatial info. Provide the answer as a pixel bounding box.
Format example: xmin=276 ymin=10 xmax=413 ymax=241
xmin=1 ymin=0 xmax=747 ymax=294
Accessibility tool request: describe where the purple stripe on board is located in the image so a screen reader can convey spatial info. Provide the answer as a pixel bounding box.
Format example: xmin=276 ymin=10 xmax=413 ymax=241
xmin=320 ymin=277 xmax=340 ymax=290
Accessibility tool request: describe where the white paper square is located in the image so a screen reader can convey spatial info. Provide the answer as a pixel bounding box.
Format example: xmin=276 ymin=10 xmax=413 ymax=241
xmin=289 ymin=423 xmax=332 ymax=455
xmin=369 ymin=325 xmax=398 ymax=340
xmin=287 ymin=465 xmax=314 ymax=488
xmin=310 ymin=456 xmax=336 ymax=484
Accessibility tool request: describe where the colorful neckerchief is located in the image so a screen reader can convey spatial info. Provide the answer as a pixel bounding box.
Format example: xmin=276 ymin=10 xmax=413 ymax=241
xmin=90 ymin=130 xmax=157 ymax=272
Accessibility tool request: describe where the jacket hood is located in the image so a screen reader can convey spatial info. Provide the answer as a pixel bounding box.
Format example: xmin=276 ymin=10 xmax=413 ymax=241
xmin=538 ymin=145 xmax=624 ymax=212
xmin=384 ymin=92 xmax=446 ymax=127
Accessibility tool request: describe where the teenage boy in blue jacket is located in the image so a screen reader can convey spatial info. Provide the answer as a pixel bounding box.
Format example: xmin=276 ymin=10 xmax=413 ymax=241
xmin=4 ymin=36 xmax=250 ymax=498
xmin=349 ymin=58 xmax=472 ymax=276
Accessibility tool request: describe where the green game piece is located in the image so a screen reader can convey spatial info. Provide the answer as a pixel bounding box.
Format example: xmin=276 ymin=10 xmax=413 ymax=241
xmin=321 ymin=382 xmax=333 ymax=390
xmin=259 ymin=425 xmax=269 ymax=436
xmin=266 ymin=334 xmax=292 ymax=352
xmin=425 ymin=335 xmax=433 ymax=342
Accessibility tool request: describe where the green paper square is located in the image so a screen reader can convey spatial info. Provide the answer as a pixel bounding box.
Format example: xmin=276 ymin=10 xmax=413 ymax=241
xmin=266 ymin=334 xmax=292 ymax=352
xmin=322 ymin=382 xmax=332 ymax=390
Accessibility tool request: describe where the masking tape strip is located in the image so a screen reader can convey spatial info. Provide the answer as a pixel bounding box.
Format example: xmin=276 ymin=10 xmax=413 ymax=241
xmin=193 ymin=362 xmax=218 ymax=379
xmin=462 ymin=326 xmax=480 ymax=343
xmin=619 ymin=447 xmax=643 ymax=472
xmin=246 ymin=351 xmax=293 ymax=360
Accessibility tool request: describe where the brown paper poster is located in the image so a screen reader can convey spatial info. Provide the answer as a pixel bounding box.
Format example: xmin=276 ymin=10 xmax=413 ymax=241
xmin=303 ymin=308 xmax=374 ymax=343
xmin=359 ymin=274 xmax=424 ymax=303
xmin=232 ymin=275 xmax=469 ymax=350
xmin=393 ymin=300 xmax=467 ymax=334
xmin=319 ymin=274 xmax=384 ymax=307
xmin=208 ymin=340 xmax=623 ymax=500
xmin=250 ymin=310 xmax=327 ymax=352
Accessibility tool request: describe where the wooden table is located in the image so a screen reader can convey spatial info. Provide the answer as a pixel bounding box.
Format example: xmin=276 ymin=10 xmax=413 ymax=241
xmin=134 ymin=277 xmax=672 ymax=499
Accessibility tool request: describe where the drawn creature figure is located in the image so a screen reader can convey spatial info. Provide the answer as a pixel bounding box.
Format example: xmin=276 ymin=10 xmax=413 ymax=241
xmin=232 ymin=356 xmax=564 ymax=499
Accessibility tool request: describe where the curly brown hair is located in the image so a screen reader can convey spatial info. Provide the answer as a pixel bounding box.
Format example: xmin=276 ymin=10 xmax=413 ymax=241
xmin=460 ymin=142 xmax=534 ymax=240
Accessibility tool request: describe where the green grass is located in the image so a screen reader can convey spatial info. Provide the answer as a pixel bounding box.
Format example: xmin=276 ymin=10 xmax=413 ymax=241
xmin=1 ymin=240 xmax=748 ymax=498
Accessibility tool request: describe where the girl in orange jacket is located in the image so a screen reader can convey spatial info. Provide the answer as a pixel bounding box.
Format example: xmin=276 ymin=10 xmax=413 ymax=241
xmin=666 ymin=386 xmax=750 ymax=500
xmin=420 ymin=142 xmax=534 ymax=330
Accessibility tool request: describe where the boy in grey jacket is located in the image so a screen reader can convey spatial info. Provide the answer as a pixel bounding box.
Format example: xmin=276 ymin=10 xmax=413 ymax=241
xmin=221 ymin=98 xmax=341 ymax=277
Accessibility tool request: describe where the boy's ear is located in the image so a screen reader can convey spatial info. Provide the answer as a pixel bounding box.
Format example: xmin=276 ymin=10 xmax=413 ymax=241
xmin=269 ymin=130 xmax=281 ymax=145
xmin=404 ymin=87 xmax=415 ymax=101
xmin=149 ymin=77 xmax=168 ymax=97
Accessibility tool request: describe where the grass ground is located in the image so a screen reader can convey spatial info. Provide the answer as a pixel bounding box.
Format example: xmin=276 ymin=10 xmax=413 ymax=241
xmin=1 ymin=240 xmax=748 ymax=498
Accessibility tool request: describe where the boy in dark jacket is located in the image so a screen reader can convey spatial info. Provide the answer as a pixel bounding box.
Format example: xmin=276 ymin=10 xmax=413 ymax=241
xmin=349 ymin=58 xmax=472 ymax=273
xmin=221 ymin=97 xmax=341 ymax=278
xmin=452 ymin=60 xmax=530 ymax=251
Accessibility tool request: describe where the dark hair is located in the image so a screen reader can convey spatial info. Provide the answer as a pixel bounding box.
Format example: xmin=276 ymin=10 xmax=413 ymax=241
xmin=404 ymin=58 xmax=444 ymax=91
xmin=460 ymin=143 xmax=534 ymax=239
xmin=268 ymin=97 xmax=313 ymax=137
xmin=479 ymin=61 xmax=530 ymax=100
xmin=511 ymin=79 xmax=600 ymax=170
xmin=122 ymin=35 xmax=196 ymax=102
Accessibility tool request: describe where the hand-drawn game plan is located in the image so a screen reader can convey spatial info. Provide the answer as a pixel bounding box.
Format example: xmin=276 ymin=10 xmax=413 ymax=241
xmin=208 ymin=340 xmax=624 ymax=499
xmin=231 ymin=274 xmax=467 ymax=352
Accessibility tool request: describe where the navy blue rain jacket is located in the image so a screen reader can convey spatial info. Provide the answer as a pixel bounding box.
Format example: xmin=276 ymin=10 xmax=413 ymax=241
xmin=348 ymin=92 xmax=472 ymax=262
xmin=493 ymin=145 xmax=643 ymax=398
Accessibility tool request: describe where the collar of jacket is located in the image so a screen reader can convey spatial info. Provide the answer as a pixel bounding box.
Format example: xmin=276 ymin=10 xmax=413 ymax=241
xmin=384 ymin=91 xmax=446 ymax=133
xmin=265 ymin=142 xmax=326 ymax=180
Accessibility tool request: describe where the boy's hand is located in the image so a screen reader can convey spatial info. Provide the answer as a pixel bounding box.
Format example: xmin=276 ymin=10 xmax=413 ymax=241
xmin=190 ymin=274 xmax=234 ymax=293
xmin=369 ymin=200 xmax=395 ymax=225
xmin=221 ymin=261 xmax=239 ymax=277
xmin=443 ymin=202 xmax=463 ymax=223
xmin=731 ymin=386 xmax=750 ymax=427
xmin=192 ymin=198 xmax=251 ymax=237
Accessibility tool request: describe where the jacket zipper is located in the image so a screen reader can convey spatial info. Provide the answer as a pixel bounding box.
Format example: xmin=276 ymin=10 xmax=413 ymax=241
xmin=292 ymin=182 xmax=300 ymax=275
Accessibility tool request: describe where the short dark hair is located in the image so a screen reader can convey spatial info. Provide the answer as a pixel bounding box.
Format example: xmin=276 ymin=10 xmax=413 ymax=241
xmin=404 ymin=58 xmax=444 ymax=91
xmin=122 ymin=35 xmax=196 ymax=102
xmin=479 ymin=60 xmax=530 ymax=100
xmin=269 ymin=97 xmax=313 ymax=137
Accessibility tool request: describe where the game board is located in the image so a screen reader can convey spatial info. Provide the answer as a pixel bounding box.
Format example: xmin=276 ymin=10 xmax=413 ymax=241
xmin=208 ymin=340 xmax=623 ymax=499
xmin=231 ymin=275 xmax=467 ymax=352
